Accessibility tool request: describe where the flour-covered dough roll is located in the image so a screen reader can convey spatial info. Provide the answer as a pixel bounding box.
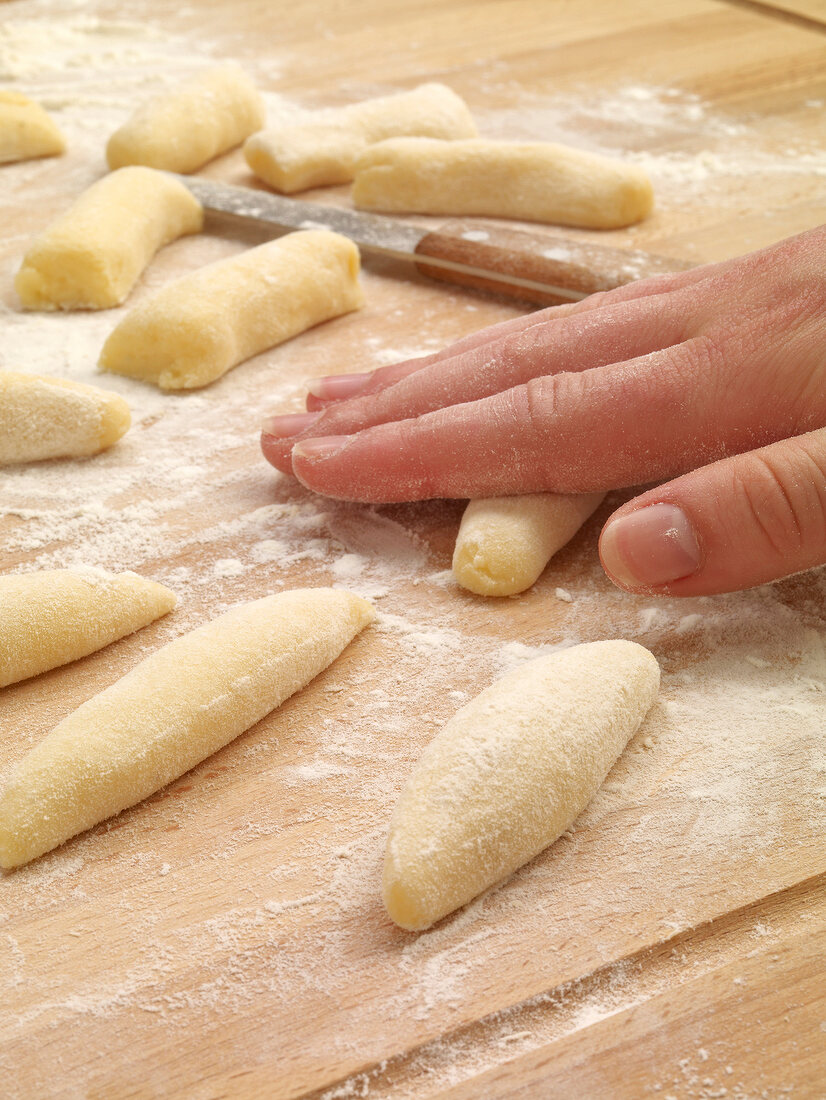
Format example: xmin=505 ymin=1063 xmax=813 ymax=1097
xmin=15 ymin=167 xmax=203 ymax=311
xmin=384 ymin=640 xmax=660 ymax=930
xmin=0 ymin=371 xmax=131 ymax=463
xmin=0 ymin=568 xmax=177 ymax=689
xmin=0 ymin=588 xmax=375 ymax=868
xmin=353 ymin=138 xmax=654 ymax=229
xmin=0 ymin=91 xmax=66 ymax=163
xmin=244 ymin=82 xmax=477 ymax=193
xmin=106 ymin=63 xmax=265 ymax=173
xmin=453 ymin=492 xmax=605 ymax=597
xmin=99 ymin=230 xmax=364 ymax=390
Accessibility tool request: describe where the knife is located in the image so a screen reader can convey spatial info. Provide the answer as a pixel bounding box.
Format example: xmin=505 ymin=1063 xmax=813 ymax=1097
xmin=173 ymin=175 xmax=692 ymax=306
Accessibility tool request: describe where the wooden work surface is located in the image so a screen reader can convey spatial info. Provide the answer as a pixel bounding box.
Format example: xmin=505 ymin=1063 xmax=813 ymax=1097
xmin=1 ymin=1 xmax=825 ymax=1097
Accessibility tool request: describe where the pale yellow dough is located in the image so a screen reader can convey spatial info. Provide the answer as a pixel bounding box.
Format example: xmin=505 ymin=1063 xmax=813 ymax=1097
xmin=99 ymin=230 xmax=365 ymax=390
xmin=106 ymin=64 xmax=265 ymax=173
xmin=15 ymin=167 xmax=203 ymax=311
xmin=0 ymin=371 xmax=131 ymax=463
xmin=0 ymin=90 xmax=65 ymax=163
xmin=0 ymin=588 xmax=374 ymax=869
xmin=353 ymin=138 xmax=654 ymax=229
xmin=0 ymin=568 xmax=176 ymax=689
xmin=383 ymin=640 xmax=660 ymax=931
xmin=244 ymin=82 xmax=477 ymax=193
xmin=453 ymin=492 xmax=605 ymax=597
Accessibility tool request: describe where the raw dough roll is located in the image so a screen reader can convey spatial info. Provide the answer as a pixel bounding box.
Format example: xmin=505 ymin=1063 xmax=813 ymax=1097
xmin=15 ymin=167 xmax=204 ymax=311
xmin=453 ymin=492 xmax=605 ymax=597
xmin=99 ymin=230 xmax=365 ymax=390
xmin=0 ymin=588 xmax=375 ymax=869
xmin=353 ymin=138 xmax=654 ymax=229
xmin=384 ymin=640 xmax=660 ymax=930
xmin=106 ymin=64 xmax=265 ymax=173
xmin=0 ymin=371 xmax=131 ymax=463
xmin=0 ymin=91 xmax=66 ymax=163
xmin=244 ymin=82 xmax=477 ymax=193
xmin=0 ymin=568 xmax=177 ymax=689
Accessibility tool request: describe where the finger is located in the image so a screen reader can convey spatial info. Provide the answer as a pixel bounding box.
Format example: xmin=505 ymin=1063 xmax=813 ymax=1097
xmin=599 ymin=427 xmax=826 ymax=596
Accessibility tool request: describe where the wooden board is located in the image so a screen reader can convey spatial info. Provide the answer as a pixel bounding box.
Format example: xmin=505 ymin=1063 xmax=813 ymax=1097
xmin=1 ymin=2 xmax=825 ymax=1098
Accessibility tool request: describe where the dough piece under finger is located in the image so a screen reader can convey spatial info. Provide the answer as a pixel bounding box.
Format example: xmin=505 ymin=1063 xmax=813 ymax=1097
xmin=0 ymin=371 xmax=131 ymax=464
xmin=0 ymin=588 xmax=374 ymax=869
xmin=99 ymin=230 xmax=364 ymax=390
xmin=353 ymin=137 xmax=654 ymax=229
xmin=453 ymin=492 xmax=605 ymax=597
xmin=384 ymin=640 xmax=660 ymax=931
xmin=106 ymin=64 xmax=265 ymax=173
xmin=244 ymin=82 xmax=477 ymax=193
xmin=15 ymin=167 xmax=204 ymax=311
xmin=0 ymin=91 xmax=66 ymax=163
xmin=0 ymin=568 xmax=177 ymax=689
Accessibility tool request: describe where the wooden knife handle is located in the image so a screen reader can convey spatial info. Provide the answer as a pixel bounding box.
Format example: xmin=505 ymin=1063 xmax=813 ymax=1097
xmin=414 ymin=219 xmax=693 ymax=306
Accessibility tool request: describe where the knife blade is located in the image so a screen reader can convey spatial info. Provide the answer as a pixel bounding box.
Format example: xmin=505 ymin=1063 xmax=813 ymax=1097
xmin=172 ymin=174 xmax=692 ymax=306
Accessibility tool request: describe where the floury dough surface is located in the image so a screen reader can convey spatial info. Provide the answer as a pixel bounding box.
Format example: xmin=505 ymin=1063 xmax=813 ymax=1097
xmin=0 ymin=90 xmax=65 ymax=163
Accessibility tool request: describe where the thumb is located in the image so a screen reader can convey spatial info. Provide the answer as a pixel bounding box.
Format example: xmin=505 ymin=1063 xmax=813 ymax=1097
xmin=599 ymin=428 xmax=826 ymax=596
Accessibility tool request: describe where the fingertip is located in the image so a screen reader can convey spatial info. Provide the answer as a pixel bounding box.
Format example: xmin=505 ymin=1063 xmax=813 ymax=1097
xmin=260 ymin=430 xmax=295 ymax=474
xmin=599 ymin=502 xmax=703 ymax=593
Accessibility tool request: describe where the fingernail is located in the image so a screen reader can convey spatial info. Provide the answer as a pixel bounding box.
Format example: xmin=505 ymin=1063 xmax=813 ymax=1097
xmin=292 ymin=435 xmax=350 ymax=461
xmin=306 ymin=372 xmax=371 ymax=401
xmin=261 ymin=411 xmax=321 ymax=438
xmin=600 ymin=503 xmax=702 ymax=589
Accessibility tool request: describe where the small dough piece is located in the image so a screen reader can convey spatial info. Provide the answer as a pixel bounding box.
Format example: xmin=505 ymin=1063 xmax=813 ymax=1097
xmin=244 ymin=82 xmax=477 ymax=193
xmin=0 ymin=568 xmax=176 ymax=689
xmin=353 ymin=138 xmax=654 ymax=229
xmin=0 ymin=371 xmax=131 ymax=464
xmin=99 ymin=230 xmax=364 ymax=390
xmin=384 ymin=640 xmax=660 ymax=930
xmin=453 ymin=492 xmax=605 ymax=597
xmin=0 ymin=91 xmax=66 ymax=163
xmin=0 ymin=588 xmax=374 ymax=869
xmin=106 ymin=64 xmax=265 ymax=173
xmin=15 ymin=167 xmax=204 ymax=311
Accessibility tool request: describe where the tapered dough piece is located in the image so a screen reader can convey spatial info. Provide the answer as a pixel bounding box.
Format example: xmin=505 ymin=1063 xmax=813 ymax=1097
xmin=106 ymin=64 xmax=265 ymax=173
xmin=99 ymin=230 xmax=365 ymax=390
xmin=453 ymin=492 xmax=606 ymax=597
xmin=0 ymin=588 xmax=375 ymax=869
xmin=353 ymin=138 xmax=654 ymax=229
xmin=14 ymin=167 xmax=204 ymax=311
xmin=384 ymin=640 xmax=660 ymax=931
xmin=0 ymin=371 xmax=131 ymax=464
xmin=0 ymin=568 xmax=177 ymax=690
xmin=244 ymin=82 xmax=477 ymax=193
xmin=0 ymin=91 xmax=66 ymax=163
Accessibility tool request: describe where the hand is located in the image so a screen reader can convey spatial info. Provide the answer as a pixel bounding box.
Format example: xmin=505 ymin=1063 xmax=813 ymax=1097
xmin=261 ymin=225 xmax=826 ymax=597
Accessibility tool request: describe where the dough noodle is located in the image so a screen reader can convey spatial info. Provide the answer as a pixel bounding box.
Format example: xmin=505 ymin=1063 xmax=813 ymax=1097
xmin=383 ymin=640 xmax=660 ymax=931
xmin=353 ymin=137 xmax=654 ymax=229
xmin=99 ymin=230 xmax=365 ymax=390
xmin=0 ymin=91 xmax=65 ymax=163
xmin=15 ymin=167 xmax=203 ymax=311
xmin=0 ymin=568 xmax=176 ymax=689
xmin=0 ymin=588 xmax=375 ymax=869
xmin=0 ymin=371 xmax=131 ymax=463
xmin=453 ymin=492 xmax=605 ymax=597
xmin=244 ymin=82 xmax=477 ymax=193
xmin=106 ymin=63 xmax=265 ymax=173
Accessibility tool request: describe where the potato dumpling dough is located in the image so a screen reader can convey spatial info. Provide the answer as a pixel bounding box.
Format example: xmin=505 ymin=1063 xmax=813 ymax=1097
xmin=0 ymin=90 xmax=65 ymax=163
xmin=0 ymin=568 xmax=177 ymax=689
xmin=0 ymin=371 xmax=130 ymax=464
xmin=353 ymin=137 xmax=654 ymax=229
xmin=106 ymin=64 xmax=265 ymax=173
xmin=99 ymin=230 xmax=364 ymax=390
xmin=15 ymin=167 xmax=203 ymax=311
xmin=384 ymin=640 xmax=660 ymax=930
xmin=244 ymin=82 xmax=477 ymax=193
xmin=0 ymin=588 xmax=375 ymax=869
xmin=453 ymin=492 xmax=605 ymax=597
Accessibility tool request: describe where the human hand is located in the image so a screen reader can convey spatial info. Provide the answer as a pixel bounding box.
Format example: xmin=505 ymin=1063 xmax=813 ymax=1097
xmin=261 ymin=225 xmax=826 ymax=597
